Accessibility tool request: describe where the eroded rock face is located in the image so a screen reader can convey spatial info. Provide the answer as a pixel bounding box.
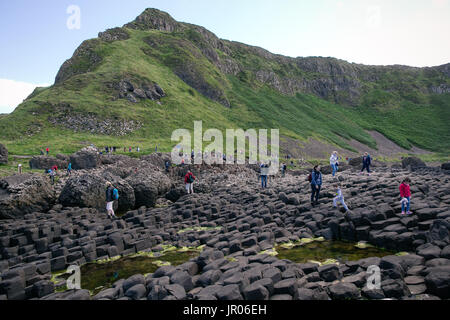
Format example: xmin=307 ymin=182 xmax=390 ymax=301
xmin=0 ymin=143 xmax=8 ymax=164
xmin=0 ymin=174 xmax=55 ymax=219
xmin=111 ymin=79 xmax=166 ymax=104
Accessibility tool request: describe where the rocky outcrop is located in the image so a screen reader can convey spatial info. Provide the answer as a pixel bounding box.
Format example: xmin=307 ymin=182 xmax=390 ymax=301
xmin=0 ymin=143 xmax=7 ymax=164
xmin=0 ymin=174 xmax=55 ymax=219
xmin=70 ymin=147 xmax=101 ymax=170
xmin=402 ymin=157 xmax=426 ymax=170
xmin=110 ymin=79 xmax=166 ymax=103
xmin=124 ymin=8 xmax=182 ymax=32
xmin=98 ymin=28 xmax=130 ymax=42
xmin=29 ymin=156 xmax=68 ymax=170
xmin=58 ymin=173 xmax=135 ymax=213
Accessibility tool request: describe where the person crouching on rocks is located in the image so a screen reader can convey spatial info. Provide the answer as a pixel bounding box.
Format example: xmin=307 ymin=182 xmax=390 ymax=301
xmin=333 ymin=180 xmax=349 ymax=213
xmin=400 ymin=177 xmax=413 ymax=215
xmin=105 ymin=182 xmax=118 ymax=219
xmin=310 ymin=165 xmax=322 ymax=206
xmin=185 ymin=170 xmax=196 ymax=194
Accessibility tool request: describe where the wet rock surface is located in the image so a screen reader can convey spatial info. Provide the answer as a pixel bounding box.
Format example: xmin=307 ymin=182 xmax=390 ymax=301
xmin=0 ymin=153 xmax=449 ymax=300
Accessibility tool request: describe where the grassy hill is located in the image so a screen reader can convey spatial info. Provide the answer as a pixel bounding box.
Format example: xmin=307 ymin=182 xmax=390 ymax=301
xmin=0 ymin=8 xmax=449 ymax=158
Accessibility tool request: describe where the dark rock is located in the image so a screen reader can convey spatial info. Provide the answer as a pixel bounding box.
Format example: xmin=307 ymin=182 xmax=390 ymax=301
xmin=125 ymin=284 xmax=147 ymax=300
xmin=243 ymin=283 xmax=269 ymax=300
xmin=318 ymin=264 xmax=342 ymax=282
xmin=401 ymin=157 xmax=426 ymax=169
xmin=0 ymin=174 xmax=55 ymax=219
xmin=328 ymin=282 xmax=361 ymax=300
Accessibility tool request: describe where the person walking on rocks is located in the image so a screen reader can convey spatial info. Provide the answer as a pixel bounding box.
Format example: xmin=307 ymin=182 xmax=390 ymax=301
xmin=49 ymin=168 xmax=56 ymax=185
xmin=333 ymin=181 xmax=349 ymax=213
xmin=46 ymin=147 xmax=49 ymax=155
xmin=105 ymin=182 xmax=118 ymax=219
xmin=360 ymin=152 xmax=372 ymax=176
xmin=310 ymin=165 xmax=322 ymax=206
xmin=67 ymin=162 xmax=72 ymax=176
xmin=184 ymin=170 xmax=196 ymax=194
xmin=400 ymin=177 xmax=413 ymax=215
xmin=18 ymin=164 xmax=22 ymax=174
xmin=330 ymin=151 xmax=339 ymax=177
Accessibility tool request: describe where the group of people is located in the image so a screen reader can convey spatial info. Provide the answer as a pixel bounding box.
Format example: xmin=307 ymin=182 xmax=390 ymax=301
xmin=102 ymin=149 xmax=413 ymax=219
xmin=307 ymin=151 xmax=411 ymax=215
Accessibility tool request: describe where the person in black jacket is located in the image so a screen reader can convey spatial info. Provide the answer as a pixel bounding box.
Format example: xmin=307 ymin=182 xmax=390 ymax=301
xmin=360 ymin=152 xmax=372 ymax=176
xmin=310 ymin=165 xmax=322 ymax=206
xmin=105 ymin=181 xmax=117 ymax=219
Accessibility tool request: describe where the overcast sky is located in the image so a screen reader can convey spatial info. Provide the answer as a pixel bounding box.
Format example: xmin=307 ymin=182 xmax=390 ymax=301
xmin=1 ymin=0 xmax=449 ymax=113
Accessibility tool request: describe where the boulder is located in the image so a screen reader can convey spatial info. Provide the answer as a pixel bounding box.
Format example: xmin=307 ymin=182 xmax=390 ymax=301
xmin=126 ymin=168 xmax=171 ymax=208
xmin=441 ymin=163 xmax=450 ymax=171
xmin=0 ymin=174 xmax=55 ymax=219
xmin=0 ymin=143 xmax=8 ymax=164
xmin=424 ymin=267 xmax=450 ymax=299
xmin=328 ymin=282 xmax=361 ymax=300
xmin=58 ymin=174 xmax=107 ymax=209
xmin=70 ymin=147 xmax=101 ymax=170
xmin=402 ymin=157 xmax=426 ymax=169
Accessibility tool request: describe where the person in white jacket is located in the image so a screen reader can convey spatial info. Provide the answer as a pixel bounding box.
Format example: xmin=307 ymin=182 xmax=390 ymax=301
xmin=330 ymin=151 xmax=339 ymax=177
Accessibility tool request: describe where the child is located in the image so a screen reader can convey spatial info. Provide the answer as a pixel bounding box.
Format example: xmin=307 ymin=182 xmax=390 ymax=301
xmin=333 ymin=181 xmax=349 ymax=213
xmin=399 ymin=177 xmax=412 ymax=215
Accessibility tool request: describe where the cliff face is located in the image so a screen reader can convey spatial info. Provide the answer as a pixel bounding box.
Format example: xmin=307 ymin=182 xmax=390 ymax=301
xmin=54 ymin=8 xmax=450 ymax=107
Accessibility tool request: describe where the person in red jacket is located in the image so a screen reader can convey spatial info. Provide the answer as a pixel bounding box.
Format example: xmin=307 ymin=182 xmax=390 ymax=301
xmin=399 ymin=177 xmax=412 ymax=215
xmin=184 ymin=170 xmax=196 ymax=194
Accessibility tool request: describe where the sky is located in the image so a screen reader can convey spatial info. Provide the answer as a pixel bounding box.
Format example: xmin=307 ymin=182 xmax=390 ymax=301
xmin=1 ymin=0 xmax=449 ymax=113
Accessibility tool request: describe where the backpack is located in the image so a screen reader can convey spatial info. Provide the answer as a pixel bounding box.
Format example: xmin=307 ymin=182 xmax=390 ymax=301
xmin=307 ymin=172 xmax=312 ymax=183
xmin=187 ymin=174 xmax=194 ymax=184
xmin=113 ymin=188 xmax=119 ymax=200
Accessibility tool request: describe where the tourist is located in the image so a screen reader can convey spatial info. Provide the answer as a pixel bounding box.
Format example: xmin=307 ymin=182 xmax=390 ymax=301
xmin=52 ymin=165 xmax=58 ymax=172
xmin=40 ymin=149 xmax=44 ymax=155
xmin=184 ymin=170 xmax=196 ymax=194
xmin=400 ymin=177 xmax=413 ymax=215
xmin=137 ymin=146 xmax=140 ymax=153
xmin=310 ymin=165 xmax=322 ymax=206
xmin=333 ymin=181 xmax=349 ymax=213
xmin=105 ymin=146 xmax=109 ymax=154
xmin=330 ymin=151 xmax=339 ymax=177
xmin=18 ymin=164 xmax=22 ymax=174
xmin=46 ymin=147 xmax=49 ymax=155
xmin=260 ymin=163 xmax=268 ymax=188
xmin=129 ymin=147 xmax=132 ymax=153
xmin=49 ymin=169 xmax=56 ymax=185
xmin=191 ymin=150 xmax=195 ymax=163
xmin=67 ymin=162 xmax=72 ymax=175
xmin=360 ymin=152 xmax=372 ymax=176
xmin=105 ymin=182 xmax=117 ymax=219
xmin=281 ymin=163 xmax=287 ymax=177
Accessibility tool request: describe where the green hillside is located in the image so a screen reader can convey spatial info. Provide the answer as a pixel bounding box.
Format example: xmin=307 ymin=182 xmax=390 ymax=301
xmin=0 ymin=8 xmax=449 ymax=157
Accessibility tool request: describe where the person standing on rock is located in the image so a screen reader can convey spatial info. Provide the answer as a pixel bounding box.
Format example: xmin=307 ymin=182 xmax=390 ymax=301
xmin=400 ymin=177 xmax=413 ymax=215
xmin=105 ymin=182 xmax=117 ymax=219
xmin=330 ymin=151 xmax=339 ymax=177
xmin=49 ymin=168 xmax=56 ymax=185
xmin=46 ymin=147 xmax=49 ymax=155
xmin=184 ymin=170 xmax=196 ymax=194
xmin=165 ymin=160 xmax=170 ymax=173
xmin=260 ymin=163 xmax=268 ymax=188
xmin=310 ymin=165 xmax=322 ymax=206
xmin=67 ymin=162 xmax=72 ymax=176
xmin=360 ymin=152 xmax=372 ymax=176
xmin=18 ymin=164 xmax=22 ymax=174
xmin=40 ymin=149 xmax=44 ymax=155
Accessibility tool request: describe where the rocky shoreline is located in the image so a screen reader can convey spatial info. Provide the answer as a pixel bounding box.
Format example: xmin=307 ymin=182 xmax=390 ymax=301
xmin=0 ymin=151 xmax=449 ymax=300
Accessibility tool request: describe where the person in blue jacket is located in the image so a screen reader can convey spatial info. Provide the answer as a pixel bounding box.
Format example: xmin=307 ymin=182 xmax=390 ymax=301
xmin=310 ymin=165 xmax=322 ymax=206
xmin=360 ymin=152 xmax=372 ymax=176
